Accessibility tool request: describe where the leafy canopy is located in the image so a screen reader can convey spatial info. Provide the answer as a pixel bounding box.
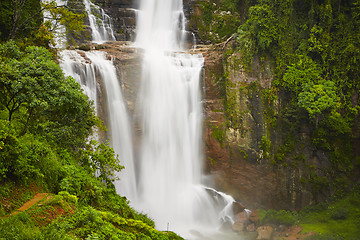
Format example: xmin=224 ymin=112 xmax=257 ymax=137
xmin=0 ymin=41 xmax=96 ymax=149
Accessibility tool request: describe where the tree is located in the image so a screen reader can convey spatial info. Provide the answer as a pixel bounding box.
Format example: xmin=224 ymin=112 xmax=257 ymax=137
xmin=0 ymin=0 xmax=42 ymax=41
xmin=79 ymin=140 xmax=124 ymax=184
xmin=0 ymin=0 xmax=85 ymax=46
xmin=0 ymin=41 xmax=96 ymax=149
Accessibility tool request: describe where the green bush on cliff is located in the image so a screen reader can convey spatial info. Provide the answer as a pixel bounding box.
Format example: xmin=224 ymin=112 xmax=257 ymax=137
xmin=190 ymin=0 xmax=241 ymax=43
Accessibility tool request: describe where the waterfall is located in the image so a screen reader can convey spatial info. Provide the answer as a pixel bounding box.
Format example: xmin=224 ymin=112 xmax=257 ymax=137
xmin=133 ymin=0 xmax=235 ymax=238
xmin=52 ymin=0 xmax=236 ymax=238
xmin=85 ymin=51 xmax=137 ymax=201
xmin=59 ymin=50 xmax=98 ymax=107
xmin=83 ymin=0 xmax=116 ymax=43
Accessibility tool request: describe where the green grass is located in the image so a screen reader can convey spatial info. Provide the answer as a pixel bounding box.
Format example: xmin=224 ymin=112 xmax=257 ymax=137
xmin=0 ymin=191 xmax=184 ymax=240
xmin=258 ymin=191 xmax=360 ymax=239
xmin=299 ymin=192 xmax=360 ymax=239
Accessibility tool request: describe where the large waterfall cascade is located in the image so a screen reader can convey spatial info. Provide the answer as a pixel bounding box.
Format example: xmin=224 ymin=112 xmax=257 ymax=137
xmin=54 ymin=0 xmax=237 ymax=238
xmin=132 ymin=0 xmax=236 ymax=238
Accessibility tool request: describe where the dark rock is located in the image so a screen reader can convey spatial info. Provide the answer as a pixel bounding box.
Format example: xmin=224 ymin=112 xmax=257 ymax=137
xmin=234 ymin=211 xmax=248 ymax=224
xmin=79 ymin=44 xmax=91 ymax=51
xmin=233 ymin=201 xmax=246 ymax=215
xmin=94 ymin=0 xmax=137 ymax=41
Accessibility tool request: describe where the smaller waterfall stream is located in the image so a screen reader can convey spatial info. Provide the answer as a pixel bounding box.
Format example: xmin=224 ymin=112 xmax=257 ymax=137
xmin=85 ymin=52 xmax=137 ymax=201
xmin=83 ymin=0 xmax=116 ymax=43
xmin=59 ymin=50 xmax=98 ymax=107
xmin=57 ymin=0 xmax=136 ymax=201
xmin=59 ymin=50 xmax=137 ymax=201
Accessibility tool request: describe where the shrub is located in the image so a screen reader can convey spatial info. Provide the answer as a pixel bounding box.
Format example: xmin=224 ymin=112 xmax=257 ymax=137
xmin=262 ymin=209 xmax=297 ymax=226
xmin=330 ymin=207 xmax=348 ymax=220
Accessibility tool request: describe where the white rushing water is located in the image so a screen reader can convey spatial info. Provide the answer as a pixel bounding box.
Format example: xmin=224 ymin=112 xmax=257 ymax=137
xmin=132 ymin=0 xmax=235 ymax=238
xmin=85 ymin=51 xmax=137 ymax=201
xmin=83 ymin=0 xmax=116 ymax=43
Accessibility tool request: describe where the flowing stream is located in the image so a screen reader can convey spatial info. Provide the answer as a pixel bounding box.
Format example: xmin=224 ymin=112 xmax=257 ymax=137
xmin=54 ymin=0 xmax=237 ymax=238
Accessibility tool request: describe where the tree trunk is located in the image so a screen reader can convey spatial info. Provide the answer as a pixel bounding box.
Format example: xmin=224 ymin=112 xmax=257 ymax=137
xmin=20 ymin=108 xmax=33 ymax=136
xmin=9 ymin=0 xmax=27 ymax=40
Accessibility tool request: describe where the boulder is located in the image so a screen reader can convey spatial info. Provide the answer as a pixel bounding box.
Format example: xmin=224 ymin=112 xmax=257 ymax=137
xmin=234 ymin=211 xmax=248 ymax=223
xmin=246 ymin=223 xmax=256 ymax=232
xmin=256 ymin=226 xmax=273 ymax=240
xmin=232 ymin=222 xmax=245 ymax=233
xmin=249 ymin=209 xmax=259 ymax=224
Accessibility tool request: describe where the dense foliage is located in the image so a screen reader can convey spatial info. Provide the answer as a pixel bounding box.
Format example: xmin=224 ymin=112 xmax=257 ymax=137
xmin=0 ymin=39 xmax=180 ymax=239
xmin=0 ymin=41 xmax=99 ymax=186
xmin=0 ymin=0 xmax=85 ymax=47
xmin=0 ymin=0 xmax=42 ymax=41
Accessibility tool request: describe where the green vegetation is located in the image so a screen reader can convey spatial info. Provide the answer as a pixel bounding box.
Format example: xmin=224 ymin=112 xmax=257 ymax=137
xmin=0 ymin=0 xmax=85 ymax=47
xmin=211 ymin=124 xmax=226 ymax=146
xmin=258 ymin=189 xmax=360 ymax=239
xmin=190 ymin=0 xmax=241 ymax=43
xmin=0 ymin=191 xmax=183 ymax=240
xmin=0 ymin=41 xmax=182 ymax=239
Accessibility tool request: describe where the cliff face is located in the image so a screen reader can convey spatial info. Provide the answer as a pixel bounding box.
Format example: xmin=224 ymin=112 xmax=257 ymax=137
xmin=188 ymin=2 xmax=360 ymax=210
xmin=201 ymin=45 xmax=321 ymax=210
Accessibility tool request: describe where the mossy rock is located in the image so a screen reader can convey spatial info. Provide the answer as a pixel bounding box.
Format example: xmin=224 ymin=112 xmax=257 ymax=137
xmin=79 ymin=44 xmax=91 ymax=51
